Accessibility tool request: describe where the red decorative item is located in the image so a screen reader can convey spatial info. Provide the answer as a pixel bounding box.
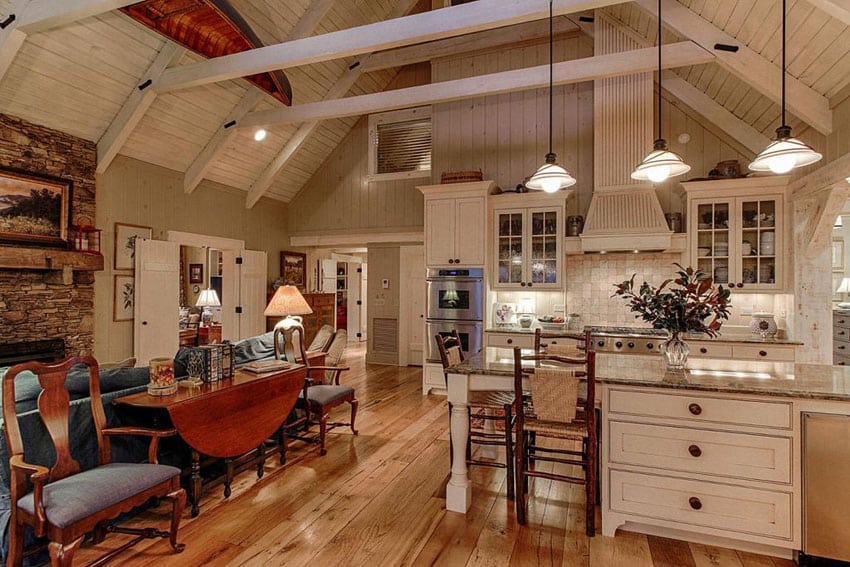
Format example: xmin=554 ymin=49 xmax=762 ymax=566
xmin=73 ymin=225 xmax=102 ymax=254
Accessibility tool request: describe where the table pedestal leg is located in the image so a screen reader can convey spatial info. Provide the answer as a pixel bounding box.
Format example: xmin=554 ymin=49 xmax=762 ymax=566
xmin=190 ymin=450 xmax=201 ymax=517
xmin=446 ymin=400 xmax=471 ymax=513
xmin=224 ymin=458 xmax=233 ymax=498
xmin=256 ymin=443 xmax=265 ymax=478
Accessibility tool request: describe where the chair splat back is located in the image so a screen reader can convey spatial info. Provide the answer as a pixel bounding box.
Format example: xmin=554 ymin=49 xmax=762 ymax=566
xmin=2 ymin=357 xmax=101 ymax=485
xmin=435 ymin=331 xmax=464 ymax=373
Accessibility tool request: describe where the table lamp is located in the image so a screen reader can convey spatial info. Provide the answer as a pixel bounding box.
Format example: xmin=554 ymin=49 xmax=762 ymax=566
xmin=196 ymin=288 xmax=221 ymax=326
xmin=264 ymin=285 xmax=313 ymax=361
xmin=837 ymin=277 xmax=850 ymax=309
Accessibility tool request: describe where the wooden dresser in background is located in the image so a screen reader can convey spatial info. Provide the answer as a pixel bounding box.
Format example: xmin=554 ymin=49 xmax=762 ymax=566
xmin=834 ymin=311 xmax=850 ymax=365
xmin=266 ymin=292 xmax=336 ymax=346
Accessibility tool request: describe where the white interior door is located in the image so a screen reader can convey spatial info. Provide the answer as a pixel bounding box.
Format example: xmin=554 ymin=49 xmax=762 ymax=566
xmin=134 ymin=239 xmax=179 ymax=366
xmin=359 ymin=263 xmax=368 ymax=342
xmin=222 ymin=249 xmax=268 ymax=341
xmin=321 ymin=258 xmax=336 ymax=293
xmin=347 ymin=263 xmax=361 ymax=341
xmin=399 ymin=246 xmax=425 ymax=366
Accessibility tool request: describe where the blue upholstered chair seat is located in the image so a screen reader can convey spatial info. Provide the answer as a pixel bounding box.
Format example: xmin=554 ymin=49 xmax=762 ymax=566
xmin=301 ymin=385 xmax=354 ymax=406
xmin=17 ymin=462 xmax=180 ymax=528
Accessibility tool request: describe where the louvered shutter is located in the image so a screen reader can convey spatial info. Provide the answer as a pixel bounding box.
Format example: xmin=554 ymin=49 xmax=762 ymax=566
xmin=375 ymin=118 xmax=432 ymax=175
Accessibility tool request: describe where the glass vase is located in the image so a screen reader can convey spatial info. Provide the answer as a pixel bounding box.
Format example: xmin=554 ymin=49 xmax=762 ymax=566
xmin=661 ymin=332 xmax=689 ymax=371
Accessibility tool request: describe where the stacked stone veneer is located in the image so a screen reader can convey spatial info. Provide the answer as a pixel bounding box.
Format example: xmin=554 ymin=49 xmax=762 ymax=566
xmin=0 ymin=114 xmax=97 ymax=355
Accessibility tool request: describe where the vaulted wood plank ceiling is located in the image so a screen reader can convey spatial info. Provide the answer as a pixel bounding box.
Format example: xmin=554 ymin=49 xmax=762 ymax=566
xmin=0 ymin=0 xmax=845 ymax=207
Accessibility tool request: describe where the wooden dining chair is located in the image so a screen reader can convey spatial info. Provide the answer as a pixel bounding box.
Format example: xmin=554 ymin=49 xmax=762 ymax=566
xmin=512 ymin=337 xmax=597 ymax=535
xmin=436 ymin=332 xmax=516 ymax=500
xmin=307 ymin=324 xmax=336 ymax=353
xmin=533 ymin=328 xmax=583 ymax=354
xmin=3 ymin=357 xmax=186 ymax=566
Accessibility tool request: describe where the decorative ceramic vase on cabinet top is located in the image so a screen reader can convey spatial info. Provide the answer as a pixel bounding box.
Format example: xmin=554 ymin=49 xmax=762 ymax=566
xmin=750 ymin=312 xmax=778 ymax=338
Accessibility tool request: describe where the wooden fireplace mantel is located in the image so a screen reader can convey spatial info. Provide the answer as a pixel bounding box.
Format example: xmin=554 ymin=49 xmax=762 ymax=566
xmin=0 ymin=245 xmax=104 ymax=272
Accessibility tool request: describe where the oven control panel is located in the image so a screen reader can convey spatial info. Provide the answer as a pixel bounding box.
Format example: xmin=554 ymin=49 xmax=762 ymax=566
xmin=591 ymin=337 xmax=660 ymax=354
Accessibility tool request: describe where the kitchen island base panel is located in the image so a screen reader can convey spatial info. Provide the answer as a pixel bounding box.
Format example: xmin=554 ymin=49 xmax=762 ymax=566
xmin=602 ymin=521 xmax=796 ymax=561
xmin=446 ymin=378 xmax=472 ymax=513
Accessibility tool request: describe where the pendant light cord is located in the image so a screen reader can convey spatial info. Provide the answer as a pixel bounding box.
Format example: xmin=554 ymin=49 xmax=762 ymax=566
xmin=781 ymin=0 xmax=786 ymax=127
xmin=657 ymin=0 xmax=662 ymax=141
xmin=548 ymin=0 xmax=554 ymax=156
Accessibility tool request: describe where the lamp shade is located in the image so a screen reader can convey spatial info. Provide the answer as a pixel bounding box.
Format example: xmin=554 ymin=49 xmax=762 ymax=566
xmin=195 ymin=288 xmax=221 ymax=308
xmin=837 ymin=277 xmax=850 ymax=294
xmin=749 ymin=127 xmax=822 ymax=174
xmin=631 ymin=140 xmax=691 ymax=182
xmin=525 ymin=154 xmax=576 ymax=193
xmin=264 ymin=284 xmax=313 ymax=317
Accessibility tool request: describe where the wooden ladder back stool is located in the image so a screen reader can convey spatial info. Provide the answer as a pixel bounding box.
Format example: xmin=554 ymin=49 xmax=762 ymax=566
xmin=533 ymin=328 xmax=584 ymax=355
xmin=436 ymin=332 xmax=517 ymax=500
xmin=513 ymin=332 xmax=597 ymax=535
xmin=2 ymin=357 xmax=186 ymax=567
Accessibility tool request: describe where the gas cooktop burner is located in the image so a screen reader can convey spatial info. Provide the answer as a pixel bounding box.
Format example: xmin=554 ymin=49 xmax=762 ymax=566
xmin=586 ymin=326 xmax=666 ymax=355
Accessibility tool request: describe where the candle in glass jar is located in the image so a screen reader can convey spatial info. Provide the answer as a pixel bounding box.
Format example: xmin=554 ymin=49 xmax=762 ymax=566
xmin=148 ymin=357 xmax=177 ymax=396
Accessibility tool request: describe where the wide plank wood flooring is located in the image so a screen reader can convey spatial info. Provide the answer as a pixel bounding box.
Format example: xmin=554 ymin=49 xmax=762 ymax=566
xmin=75 ymin=343 xmax=796 ymax=566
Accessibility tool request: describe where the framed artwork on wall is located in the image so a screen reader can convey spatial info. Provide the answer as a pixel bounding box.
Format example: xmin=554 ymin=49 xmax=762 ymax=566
xmin=280 ymin=251 xmax=307 ymax=289
xmin=113 ymin=274 xmax=135 ymax=321
xmin=0 ymin=167 xmax=72 ymax=247
xmin=189 ymin=263 xmax=204 ymax=283
xmin=114 ymin=222 xmax=151 ymax=271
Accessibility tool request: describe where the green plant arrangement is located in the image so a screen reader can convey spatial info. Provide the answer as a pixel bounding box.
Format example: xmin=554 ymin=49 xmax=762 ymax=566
xmin=612 ymin=264 xmax=732 ymax=369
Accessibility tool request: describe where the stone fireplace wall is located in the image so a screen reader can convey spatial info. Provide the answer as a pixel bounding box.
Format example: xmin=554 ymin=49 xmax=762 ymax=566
xmin=0 ymin=114 xmax=97 ymax=355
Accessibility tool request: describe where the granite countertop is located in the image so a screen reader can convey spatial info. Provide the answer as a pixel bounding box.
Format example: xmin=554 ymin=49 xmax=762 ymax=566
xmin=486 ymin=326 xmax=802 ymax=345
xmin=448 ymin=347 xmax=850 ymax=401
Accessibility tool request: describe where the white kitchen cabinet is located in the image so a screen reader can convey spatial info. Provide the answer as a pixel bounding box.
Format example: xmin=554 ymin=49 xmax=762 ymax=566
xmin=419 ymin=181 xmax=493 ymax=268
xmin=683 ymin=177 xmax=789 ymax=292
xmin=601 ymin=385 xmax=800 ymax=552
xmin=492 ymin=197 xmax=565 ymax=290
xmin=485 ymin=331 xmax=534 ymax=349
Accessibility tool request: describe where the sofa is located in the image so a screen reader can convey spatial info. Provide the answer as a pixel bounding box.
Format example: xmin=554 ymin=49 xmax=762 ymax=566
xmin=0 ymin=331 xmax=279 ymax=564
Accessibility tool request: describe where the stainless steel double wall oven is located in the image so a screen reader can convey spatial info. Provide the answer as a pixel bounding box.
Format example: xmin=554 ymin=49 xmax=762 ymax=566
xmin=425 ymin=267 xmax=484 ymax=363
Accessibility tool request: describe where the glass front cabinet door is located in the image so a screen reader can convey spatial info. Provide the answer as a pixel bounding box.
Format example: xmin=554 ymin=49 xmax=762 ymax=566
xmin=686 ymin=178 xmax=788 ymax=293
xmin=493 ymin=207 xmax=563 ymax=290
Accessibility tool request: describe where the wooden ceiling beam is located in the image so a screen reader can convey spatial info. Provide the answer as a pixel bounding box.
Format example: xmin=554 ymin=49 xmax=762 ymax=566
xmin=183 ymin=0 xmax=337 ymax=195
xmin=239 ymin=41 xmax=713 ymax=129
xmin=244 ymin=0 xmax=424 ymax=209
xmin=154 ymin=0 xmax=626 ymax=93
xmin=633 ymin=0 xmax=833 ymax=135
xmin=97 ymin=43 xmax=184 ymax=174
xmin=805 ymin=0 xmax=850 ymax=27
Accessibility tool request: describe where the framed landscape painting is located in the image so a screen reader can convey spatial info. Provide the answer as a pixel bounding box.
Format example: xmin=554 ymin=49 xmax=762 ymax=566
xmin=280 ymin=251 xmax=307 ymax=289
xmin=0 ymin=167 xmax=71 ymax=247
xmin=114 ymin=222 xmax=151 ymax=271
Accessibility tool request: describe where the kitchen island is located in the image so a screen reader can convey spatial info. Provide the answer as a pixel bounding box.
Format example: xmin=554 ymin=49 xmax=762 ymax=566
xmin=445 ymin=348 xmax=850 ymax=559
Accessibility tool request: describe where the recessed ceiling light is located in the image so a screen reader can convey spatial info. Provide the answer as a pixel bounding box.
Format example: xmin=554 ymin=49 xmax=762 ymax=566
xmin=254 ymin=129 xmax=267 ymax=142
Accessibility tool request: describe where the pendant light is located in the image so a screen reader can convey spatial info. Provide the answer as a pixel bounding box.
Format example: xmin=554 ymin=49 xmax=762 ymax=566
xmin=525 ymin=0 xmax=576 ymax=193
xmin=631 ymin=0 xmax=690 ymax=183
xmin=749 ymin=0 xmax=822 ymax=174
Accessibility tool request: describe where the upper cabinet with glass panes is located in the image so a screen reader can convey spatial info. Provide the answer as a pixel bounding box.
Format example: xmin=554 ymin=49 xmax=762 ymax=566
xmin=491 ymin=193 xmax=565 ymax=290
xmin=683 ymin=176 xmax=789 ymax=293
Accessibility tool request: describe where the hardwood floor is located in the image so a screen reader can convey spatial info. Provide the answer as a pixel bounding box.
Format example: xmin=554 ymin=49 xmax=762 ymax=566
xmin=74 ymin=343 xmax=797 ymax=566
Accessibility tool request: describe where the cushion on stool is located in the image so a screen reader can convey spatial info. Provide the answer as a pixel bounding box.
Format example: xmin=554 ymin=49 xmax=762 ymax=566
xmin=17 ymin=462 xmax=180 ymax=528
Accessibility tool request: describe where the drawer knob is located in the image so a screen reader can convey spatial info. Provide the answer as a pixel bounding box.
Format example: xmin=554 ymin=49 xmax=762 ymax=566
xmin=839 ymin=331 xmax=846 ymax=336
xmin=840 ymin=345 xmax=847 ymax=350
xmin=689 ymin=497 xmax=702 ymax=510
xmin=840 ymin=362 xmax=846 ymax=366
xmin=688 ymin=444 xmax=702 ymax=458
xmin=506 ymin=338 xmax=513 ymax=345
xmin=759 ymin=350 xmax=768 ymax=357
xmin=699 ymin=347 xmax=708 ymax=354
xmin=840 ymin=320 xmax=846 ymax=325
xmin=448 ymin=258 xmax=454 ymax=264
xmin=688 ymin=403 xmax=702 ymax=416
xmin=455 ymin=258 xmax=460 ymax=264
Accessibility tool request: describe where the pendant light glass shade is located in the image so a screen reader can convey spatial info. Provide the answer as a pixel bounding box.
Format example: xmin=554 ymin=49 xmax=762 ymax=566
xmin=749 ymin=126 xmax=822 ymax=174
xmin=524 ymin=0 xmax=575 ymax=193
xmin=525 ymin=153 xmax=577 ymax=193
xmin=631 ymin=139 xmax=691 ymax=183
xmin=749 ymin=1 xmax=821 ymax=174
xmin=631 ymin=0 xmax=690 ymax=184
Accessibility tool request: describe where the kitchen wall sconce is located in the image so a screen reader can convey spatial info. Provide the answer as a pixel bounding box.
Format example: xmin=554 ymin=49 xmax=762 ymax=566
xmin=524 ymin=0 xmax=576 ymax=193
xmin=749 ymin=0 xmax=822 ymax=174
xmin=631 ymin=0 xmax=690 ymax=183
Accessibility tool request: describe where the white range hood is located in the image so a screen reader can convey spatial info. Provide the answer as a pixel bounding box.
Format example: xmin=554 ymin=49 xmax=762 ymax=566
xmin=578 ymin=13 xmax=673 ymax=254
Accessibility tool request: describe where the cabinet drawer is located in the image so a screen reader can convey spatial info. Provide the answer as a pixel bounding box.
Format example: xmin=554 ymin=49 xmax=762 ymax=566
xmin=731 ymin=345 xmax=796 ymax=362
xmin=834 ymin=341 xmax=850 ymax=357
xmin=609 ymin=421 xmax=792 ymax=483
xmin=607 ymin=389 xmax=792 ymax=430
xmin=834 ymin=353 xmax=850 ymax=366
xmin=609 ymin=470 xmax=792 ymax=540
xmin=834 ymin=314 xmax=850 ymax=329
xmin=486 ymin=333 xmax=534 ymax=349
xmin=690 ymin=344 xmax=733 ymax=358
xmin=834 ymin=326 xmax=850 ymax=342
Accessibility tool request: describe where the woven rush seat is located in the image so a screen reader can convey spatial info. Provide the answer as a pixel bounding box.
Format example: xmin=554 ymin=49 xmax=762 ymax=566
xmin=522 ymin=418 xmax=587 ymax=439
xmin=469 ymin=390 xmax=515 ymax=410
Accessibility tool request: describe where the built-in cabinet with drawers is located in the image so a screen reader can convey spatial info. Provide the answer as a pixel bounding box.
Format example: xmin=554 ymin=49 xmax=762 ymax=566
xmin=689 ymin=339 xmax=797 ymax=362
xmin=683 ymin=176 xmax=789 ymax=292
xmin=491 ymin=192 xmax=566 ymax=290
xmin=834 ymin=311 xmax=850 ymax=365
xmin=419 ymin=180 xmax=495 ymax=268
xmin=601 ymin=385 xmax=800 ymax=553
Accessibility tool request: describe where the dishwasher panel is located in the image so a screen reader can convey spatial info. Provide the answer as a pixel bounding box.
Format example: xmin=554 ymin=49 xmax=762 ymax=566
xmin=803 ymin=412 xmax=850 ymax=562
